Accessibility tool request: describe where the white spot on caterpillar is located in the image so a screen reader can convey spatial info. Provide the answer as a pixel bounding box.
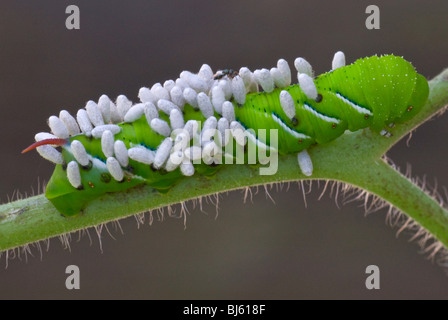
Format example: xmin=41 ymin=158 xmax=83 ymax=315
xmin=211 ymin=86 xmax=225 ymax=114
xmin=71 ymin=140 xmax=90 ymax=167
xmin=222 ymin=101 xmax=235 ymax=123
xmin=277 ymin=58 xmax=292 ymax=86
xmin=151 ymin=83 xmax=170 ymax=101
xmin=202 ymin=141 xmax=220 ymax=158
xmin=116 ymin=95 xmax=133 ymax=119
xmin=298 ymin=74 xmax=318 ymax=100
xmin=175 ymin=78 xmax=188 ymax=91
xmin=202 ymin=141 xmax=222 ymax=165
xmin=48 ymin=115 xmax=70 ymax=139
xmin=239 ymin=67 xmax=257 ymax=92
xmin=59 ymin=110 xmax=80 ymax=136
xmin=231 ymin=76 xmax=246 ymax=104
xmin=109 ymin=100 xmax=122 ymax=124
xmin=169 ymin=86 xmax=186 ymax=109
xmin=230 ymin=121 xmax=247 ymax=146
xmin=128 ymin=146 xmax=155 ymax=165
xmin=76 ymin=109 xmax=93 ymax=137
xmin=173 ymin=131 xmax=190 ymax=152
xmin=303 ymin=103 xmax=340 ymax=124
xmin=150 ymin=118 xmax=171 ymax=137
xmin=169 ymin=109 xmax=185 ymax=130
xmin=184 ymin=146 xmax=202 ymax=161
xmin=254 ymin=68 xmax=274 ymax=93
xmin=101 ymin=130 xmax=114 ymax=158
xmin=153 ymin=137 xmax=173 ymax=169
xmin=333 ymin=93 xmax=373 ymax=116
xmin=163 ymin=80 xmax=175 ymax=92
xmin=218 ymin=79 xmax=232 ymax=100
xmin=297 ymin=149 xmax=313 ymax=176
xmin=183 ymin=87 xmax=199 ymax=108
xmin=202 ymin=153 xmax=214 ymax=165
xmin=106 ymin=157 xmax=124 ymax=181
xmin=332 ymin=51 xmax=346 ymax=70
xmin=180 ymin=160 xmax=195 ymax=176
xmin=138 ymin=87 xmax=157 ymax=104
xmin=165 ymin=150 xmax=183 ymax=172
xmin=270 ymin=67 xmax=287 ymax=88
xmin=217 ymin=117 xmax=230 ymax=147
xmin=294 ymin=57 xmax=313 ymax=78
xmin=114 ymin=140 xmax=129 ymax=167
xmin=144 ymin=102 xmax=159 ymax=125
xmin=85 ymin=100 xmax=105 ymax=127
xmin=124 ymin=103 xmax=145 ymax=123
xmin=91 ymin=124 xmax=121 ymax=139
xmin=35 ymin=132 xmax=58 ymax=142
xmin=201 ymin=116 xmax=218 ymax=146
xmin=183 ymin=120 xmax=199 ymax=141
xmin=279 ymin=90 xmax=296 ymax=119
xmin=180 ymin=70 xmax=209 ymax=93
xmin=197 ymin=92 xmax=214 ymax=118
xmin=157 ymin=99 xmax=181 ymax=115
xmin=198 ymin=64 xmax=214 ymax=81
xmin=67 ymin=161 xmax=82 ymax=189
xmin=271 ymin=114 xmax=311 ymax=140
xmin=36 ymin=145 xmax=64 ymax=164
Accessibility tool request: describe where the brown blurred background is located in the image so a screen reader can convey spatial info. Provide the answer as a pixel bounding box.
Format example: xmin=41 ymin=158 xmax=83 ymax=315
xmin=1 ymin=0 xmax=448 ymax=299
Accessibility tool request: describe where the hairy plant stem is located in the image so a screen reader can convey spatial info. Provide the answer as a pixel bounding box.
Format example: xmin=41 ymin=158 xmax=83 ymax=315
xmin=1 ymin=69 xmax=448 ymax=253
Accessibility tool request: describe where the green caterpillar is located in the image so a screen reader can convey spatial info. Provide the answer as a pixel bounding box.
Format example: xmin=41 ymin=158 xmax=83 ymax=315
xmin=23 ymin=52 xmax=429 ymax=216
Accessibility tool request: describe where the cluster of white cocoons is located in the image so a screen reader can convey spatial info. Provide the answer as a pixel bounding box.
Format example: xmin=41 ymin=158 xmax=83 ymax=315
xmin=35 ymin=51 xmax=347 ymax=187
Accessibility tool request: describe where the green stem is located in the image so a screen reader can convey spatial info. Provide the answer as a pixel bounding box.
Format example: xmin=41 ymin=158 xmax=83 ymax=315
xmin=351 ymin=161 xmax=448 ymax=246
xmin=1 ymin=69 xmax=448 ymax=253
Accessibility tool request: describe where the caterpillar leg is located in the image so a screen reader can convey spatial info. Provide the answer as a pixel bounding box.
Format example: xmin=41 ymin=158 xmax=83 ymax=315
xmin=297 ymin=149 xmax=313 ymax=176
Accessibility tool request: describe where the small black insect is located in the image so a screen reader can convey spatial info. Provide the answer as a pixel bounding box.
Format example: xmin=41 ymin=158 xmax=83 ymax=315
xmin=213 ymin=69 xmax=239 ymax=80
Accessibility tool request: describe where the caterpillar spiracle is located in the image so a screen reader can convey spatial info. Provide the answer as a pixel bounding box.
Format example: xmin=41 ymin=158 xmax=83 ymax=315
xmin=23 ymin=52 xmax=429 ymax=216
